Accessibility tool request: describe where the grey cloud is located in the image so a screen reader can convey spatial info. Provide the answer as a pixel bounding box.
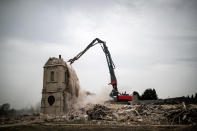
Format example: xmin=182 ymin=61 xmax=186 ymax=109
xmin=0 ymin=0 xmax=117 ymax=43
xmin=0 ymin=0 xmax=68 ymax=43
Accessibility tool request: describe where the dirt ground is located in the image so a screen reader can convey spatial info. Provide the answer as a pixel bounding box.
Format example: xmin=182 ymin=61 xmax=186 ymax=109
xmin=0 ymin=123 xmax=196 ymax=131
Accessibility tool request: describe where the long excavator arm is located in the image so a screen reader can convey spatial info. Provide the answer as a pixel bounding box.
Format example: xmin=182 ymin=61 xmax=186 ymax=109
xmin=68 ymin=38 xmax=118 ymax=98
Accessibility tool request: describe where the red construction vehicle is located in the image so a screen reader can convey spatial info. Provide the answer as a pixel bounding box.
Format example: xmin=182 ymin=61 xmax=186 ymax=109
xmin=68 ymin=38 xmax=132 ymax=102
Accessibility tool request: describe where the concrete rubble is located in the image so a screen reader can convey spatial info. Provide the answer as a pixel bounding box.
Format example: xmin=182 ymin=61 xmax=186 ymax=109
xmin=64 ymin=103 xmax=197 ymax=125
xmin=0 ymin=103 xmax=197 ymax=127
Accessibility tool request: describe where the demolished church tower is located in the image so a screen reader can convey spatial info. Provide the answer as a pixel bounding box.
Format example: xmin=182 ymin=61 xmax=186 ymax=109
xmin=40 ymin=55 xmax=79 ymax=115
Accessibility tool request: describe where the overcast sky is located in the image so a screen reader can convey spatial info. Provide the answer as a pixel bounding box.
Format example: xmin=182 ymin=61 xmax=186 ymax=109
xmin=0 ymin=0 xmax=197 ymax=109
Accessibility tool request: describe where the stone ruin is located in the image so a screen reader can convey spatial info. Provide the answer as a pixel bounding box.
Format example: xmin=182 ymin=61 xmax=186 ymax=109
xmin=40 ymin=55 xmax=79 ymax=115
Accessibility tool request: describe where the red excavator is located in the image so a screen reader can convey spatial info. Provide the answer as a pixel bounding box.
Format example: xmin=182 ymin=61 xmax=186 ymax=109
xmin=68 ymin=38 xmax=132 ymax=102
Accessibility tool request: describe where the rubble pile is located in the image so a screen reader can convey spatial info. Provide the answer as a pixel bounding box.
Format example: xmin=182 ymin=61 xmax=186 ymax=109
xmin=165 ymin=104 xmax=197 ymax=125
xmin=66 ymin=103 xmax=197 ymax=125
xmin=66 ymin=107 xmax=87 ymax=121
xmin=86 ymin=104 xmax=112 ymax=120
xmin=0 ymin=103 xmax=196 ymax=126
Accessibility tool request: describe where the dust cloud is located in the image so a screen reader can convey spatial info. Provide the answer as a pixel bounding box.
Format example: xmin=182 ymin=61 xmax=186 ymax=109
xmin=76 ymin=87 xmax=113 ymax=108
xmin=67 ymin=65 xmax=112 ymax=109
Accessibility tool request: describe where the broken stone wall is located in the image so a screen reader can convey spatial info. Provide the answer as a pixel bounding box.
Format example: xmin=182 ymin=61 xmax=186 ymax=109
xmin=64 ymin=65 xmax=80 ymax=112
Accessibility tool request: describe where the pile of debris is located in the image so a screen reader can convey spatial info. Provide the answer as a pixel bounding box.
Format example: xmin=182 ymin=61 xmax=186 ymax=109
xmin=165 ymin=104 xmax=197 ymax=125
xmin=1 ymin=103 xmax=196 ymax=126
xmin=66 ymin=103 xmax=197 ymax=125
xmin=86 ymin=104 xmax=112 ymax=120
